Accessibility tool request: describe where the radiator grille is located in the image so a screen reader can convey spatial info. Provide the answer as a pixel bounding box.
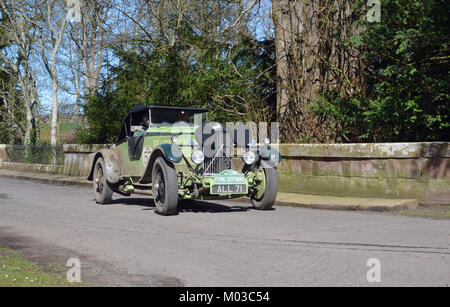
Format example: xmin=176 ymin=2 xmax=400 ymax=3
xmin=203 ymin=156 xmax=232 ymax=175
xmin=196 ymin=124 xmax=233 ymax=175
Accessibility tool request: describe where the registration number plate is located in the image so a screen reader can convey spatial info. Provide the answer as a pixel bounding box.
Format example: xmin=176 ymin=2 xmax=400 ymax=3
xmin=211 ymin=184 xmax=248 ymax=194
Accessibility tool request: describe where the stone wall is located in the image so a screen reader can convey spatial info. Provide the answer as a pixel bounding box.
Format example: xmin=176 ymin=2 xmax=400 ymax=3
xmin=276 ymin=143 xmax=449 ymax=205
xmin=0 ymin=144 xmax=109 ymax=177
xmin=63 ymin=144 xmax=111 ymax=177
xmin=0 ymin=142 xmax=448 ymax=204
xmin=0 ymin=161 xmax=63 ymax=175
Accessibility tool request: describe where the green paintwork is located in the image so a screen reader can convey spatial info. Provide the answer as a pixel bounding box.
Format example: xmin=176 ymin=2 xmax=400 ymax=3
xmin=114 ymin=124 xmax=197 ymax=177
xmin=253 ymin=168 xmax=266 ymax=200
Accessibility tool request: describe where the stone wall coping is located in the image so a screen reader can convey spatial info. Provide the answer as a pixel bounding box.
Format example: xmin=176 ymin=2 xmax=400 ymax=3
xmin=2 ymin=142 xmax=449 ymax=158
xmin=63 ymin=144 xmax=112 ymax=153
xmin=277 ymin=142 xmax=449 ymax=159
xmin=0 ymin=144 xmax=110 ymax=152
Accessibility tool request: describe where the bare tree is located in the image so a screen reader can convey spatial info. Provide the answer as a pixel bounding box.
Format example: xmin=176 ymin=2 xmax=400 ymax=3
xmin=132 ymin=0 xmax=260 ymax=47
xmin=0 ymin=0 xmax=40 ymax=144
xmin=68 ymin=0 xmax=110 ymax=98
xmin=0 ymin=71 xmax=26 ymax=142
xmin=67 ymin=35 xmax=83 ymax=122
xmin=37 ymin=0 xmax=71 ymax=146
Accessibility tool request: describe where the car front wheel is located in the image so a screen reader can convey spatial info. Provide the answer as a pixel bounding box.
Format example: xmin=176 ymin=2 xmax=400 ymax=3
xmin=152 ymin=157 xmax=179 ymax=215
xmin=251 ymin=166 xmax=278 ymax=210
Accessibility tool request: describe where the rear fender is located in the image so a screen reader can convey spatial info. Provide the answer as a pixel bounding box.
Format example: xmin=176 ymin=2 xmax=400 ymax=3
xmin=87 ymin=149 xmax=121 ymax=184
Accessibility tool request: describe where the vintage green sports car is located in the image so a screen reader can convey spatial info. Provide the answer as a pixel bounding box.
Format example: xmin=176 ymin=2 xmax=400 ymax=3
xmin=87 ymin=105 xmax=281 ymax=215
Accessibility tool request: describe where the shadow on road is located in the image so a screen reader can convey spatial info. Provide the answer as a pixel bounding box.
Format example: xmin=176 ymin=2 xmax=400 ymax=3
xmin=109 ymin=197 xmax=155 ymax=208
xmin=177 ymin=199 xmax=253 ymax=213
xmin=106 ymin=197 xmax=254 ymax=214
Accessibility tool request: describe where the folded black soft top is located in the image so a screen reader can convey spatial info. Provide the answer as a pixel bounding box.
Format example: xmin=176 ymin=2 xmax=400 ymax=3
xmin=128 ymin=105 xmax=208 ymax=117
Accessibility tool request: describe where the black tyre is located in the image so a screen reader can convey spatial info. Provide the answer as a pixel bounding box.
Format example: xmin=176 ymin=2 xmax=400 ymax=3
xmin=251 ymin=166 xmax=278 ymax=210
xmin=152 ymin=157 xmax=179 ymax=215
xmin=93 ymin=157 xmax=113 ymax=204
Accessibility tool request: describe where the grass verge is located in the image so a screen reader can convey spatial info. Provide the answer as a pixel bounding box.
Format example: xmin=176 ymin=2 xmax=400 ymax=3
xmin=392 ymin=205 xmax=450 ymax=220
xmin=0 ymin=248 xmax=85 ymax=287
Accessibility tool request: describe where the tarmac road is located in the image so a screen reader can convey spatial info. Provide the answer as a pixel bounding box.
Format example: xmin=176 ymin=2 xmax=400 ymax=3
xmin=0 ymin=176 xmax=449 ymax=286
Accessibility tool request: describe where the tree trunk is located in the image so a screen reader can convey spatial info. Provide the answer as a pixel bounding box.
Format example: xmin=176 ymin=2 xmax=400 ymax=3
xmin=272 ymin=0 xmax=365 ymax=143
xmin=50 ymin=73 xmax=58 ymax=146
xmin=20 ymin=75 xmax=38 ymax=145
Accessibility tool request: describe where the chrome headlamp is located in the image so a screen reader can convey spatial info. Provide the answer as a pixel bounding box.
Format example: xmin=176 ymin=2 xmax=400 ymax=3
xmin=191 ymin=150 xmax=205 ymax=164
xmin=243 ymin=150 xmax=256 ymax=165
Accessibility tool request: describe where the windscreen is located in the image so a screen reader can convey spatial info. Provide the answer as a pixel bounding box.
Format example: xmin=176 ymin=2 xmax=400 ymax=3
xmin=151 ymin=109 xmax=207 ymax=124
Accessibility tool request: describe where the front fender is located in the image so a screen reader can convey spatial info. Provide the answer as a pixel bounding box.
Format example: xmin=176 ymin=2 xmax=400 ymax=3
xmin=138 ymin=144 xmax=182 ymax=184
xmin=159 ymin=143 xmax=183 ymax=164
xmin=87 ymin=149 xmax=121 ymax=184
xmin=258 ymin=146 xmax=282 ymax=163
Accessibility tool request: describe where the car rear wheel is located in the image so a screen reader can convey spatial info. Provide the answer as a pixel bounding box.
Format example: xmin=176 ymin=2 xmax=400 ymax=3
xmin=152 ymin=157 xmax=178 ymax=215
xmin=251 ymin=166 xmax=278 ymax=210
xmin=94 ymin=157 xmax=113 ymax=204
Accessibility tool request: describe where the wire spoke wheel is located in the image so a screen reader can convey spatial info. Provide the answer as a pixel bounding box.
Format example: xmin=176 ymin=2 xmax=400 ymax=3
xmin=95 ymin=164 xmax=104 ymax=196
xmin=154 ymin=167 xmax=166 ymax=204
